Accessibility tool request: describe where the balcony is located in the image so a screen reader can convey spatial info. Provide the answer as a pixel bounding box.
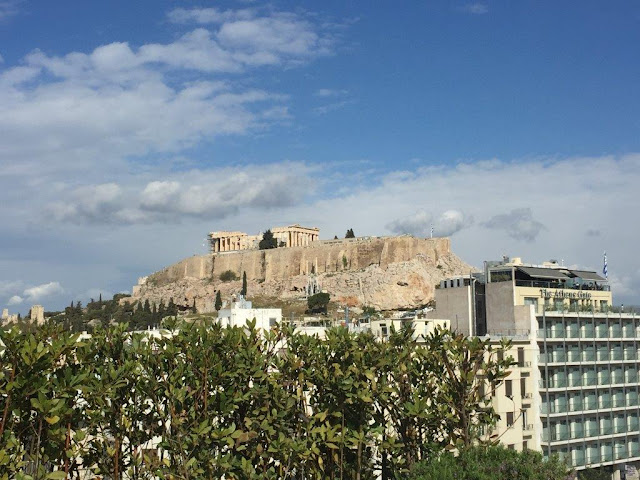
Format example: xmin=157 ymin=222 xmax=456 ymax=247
xmin=515 ymin=280 xmax=610 ymax=291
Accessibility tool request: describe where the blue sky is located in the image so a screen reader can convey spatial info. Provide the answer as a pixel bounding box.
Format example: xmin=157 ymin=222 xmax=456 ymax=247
xmin=1 ymin=1 xmax=639 ymax=312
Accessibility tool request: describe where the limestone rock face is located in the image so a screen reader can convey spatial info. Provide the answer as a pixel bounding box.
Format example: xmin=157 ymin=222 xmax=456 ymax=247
xmin=125 ymin=236 xmax=475 ymax=312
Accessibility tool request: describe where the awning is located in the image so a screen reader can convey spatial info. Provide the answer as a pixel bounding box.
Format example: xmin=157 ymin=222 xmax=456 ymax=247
xmin=516 ymin=266 xmax=571 ymax=280
xmin=570 ymin=270 xmax=607 ymax=282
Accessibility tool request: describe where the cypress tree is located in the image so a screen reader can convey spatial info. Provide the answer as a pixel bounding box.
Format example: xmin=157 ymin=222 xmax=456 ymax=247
xmin=215 ymin=291 xmax=222 ymax=311
xmin=241 ymin=271 xmax=247 ymax=297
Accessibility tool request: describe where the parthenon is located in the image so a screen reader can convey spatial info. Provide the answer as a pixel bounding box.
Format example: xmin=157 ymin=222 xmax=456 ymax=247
xmin=209 ymin=224 xmax=320 ymax=253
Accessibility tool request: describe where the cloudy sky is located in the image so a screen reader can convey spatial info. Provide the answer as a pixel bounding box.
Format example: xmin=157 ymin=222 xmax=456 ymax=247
xmin=1 ymin=1 xmax=639 ymax=313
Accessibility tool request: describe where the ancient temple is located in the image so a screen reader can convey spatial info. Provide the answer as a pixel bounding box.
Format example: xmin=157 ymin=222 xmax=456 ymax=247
xmin=209 ymin=224 xmax=320 ymax=253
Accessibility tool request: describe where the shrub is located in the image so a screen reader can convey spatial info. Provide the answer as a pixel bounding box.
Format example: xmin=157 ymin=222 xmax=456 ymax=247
xmin=408 ymin=445 xmax=570 ymax=480
xmin=219 ymin=270 xmax=239 ymax=282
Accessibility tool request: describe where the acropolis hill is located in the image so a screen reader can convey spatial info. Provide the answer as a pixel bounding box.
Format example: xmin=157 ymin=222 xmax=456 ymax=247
xmin=127 ymin=232 xmax=474 ymax=312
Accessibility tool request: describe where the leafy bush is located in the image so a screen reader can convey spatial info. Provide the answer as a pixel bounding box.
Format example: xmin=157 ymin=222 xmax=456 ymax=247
xmin=219 ymin=269 xmax=239 ymax=282
xmin=408 ymin=445 xmax=570 ymax=480
xmin=1 ymin=322 xmax=514 ymax=479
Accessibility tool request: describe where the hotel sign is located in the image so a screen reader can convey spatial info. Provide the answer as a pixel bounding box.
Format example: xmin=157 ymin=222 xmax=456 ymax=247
xmin=540 ymin=289 xmax=591 ymax=300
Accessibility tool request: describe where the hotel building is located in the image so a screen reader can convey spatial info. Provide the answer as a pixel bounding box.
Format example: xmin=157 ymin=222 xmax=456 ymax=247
xmin=431 ymin=257 xmax=639 ymax=478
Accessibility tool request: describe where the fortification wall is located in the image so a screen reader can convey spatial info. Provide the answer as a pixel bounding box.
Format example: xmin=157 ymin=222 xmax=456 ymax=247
xmin=148 ymin=236 xmax=451 ymax=285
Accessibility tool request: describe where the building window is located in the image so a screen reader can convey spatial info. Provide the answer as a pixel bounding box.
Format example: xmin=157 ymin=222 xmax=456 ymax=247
xmin=524 ymin=297 xmax=538 ymax=309
xmin=523 ymin=441 xmax=528 ymax=450
xmin=269 ymin=317 xmax=277 ymax=327
xmin=520 ymin=377 xmax=527 ymax=397
xmin=491 ymin=270 xmax=513 ymax=282
xmin=517 ymin=347 xmax=525 ymax=367
xmin=505 ymin=380 xmax=513 ymax=398
xmin=507 ymin=412 xmax=514 ymax=427
xmin=508 ymin=443 xmax=515 ymax=450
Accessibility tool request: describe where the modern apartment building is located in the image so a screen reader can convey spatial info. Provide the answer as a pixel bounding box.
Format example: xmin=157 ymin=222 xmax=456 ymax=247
xmin=431 ymin=257 xmax=639 ymax=478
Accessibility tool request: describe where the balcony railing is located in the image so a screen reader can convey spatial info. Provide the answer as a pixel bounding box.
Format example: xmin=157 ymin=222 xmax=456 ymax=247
xmin=515 ymin=280 xmax=610 ymax=291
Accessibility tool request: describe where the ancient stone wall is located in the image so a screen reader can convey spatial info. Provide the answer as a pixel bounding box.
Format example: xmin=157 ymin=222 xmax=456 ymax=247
xmin=147 ymin=236 xmax=451 ymax=286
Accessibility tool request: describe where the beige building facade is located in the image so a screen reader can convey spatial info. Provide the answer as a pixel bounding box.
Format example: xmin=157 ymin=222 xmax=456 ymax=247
xmin=209 ymin=224 xmax=319 ymax=253
xmin=432 ymin=256 xmax=639 ymax=477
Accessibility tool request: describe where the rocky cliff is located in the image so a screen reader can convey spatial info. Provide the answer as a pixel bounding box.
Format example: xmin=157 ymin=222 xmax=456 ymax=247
xmin=127 ymin=236 xmax=475 ymax=312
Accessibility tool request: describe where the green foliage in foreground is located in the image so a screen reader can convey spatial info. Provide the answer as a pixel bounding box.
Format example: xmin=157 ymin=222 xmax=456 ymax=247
xmin=408 ymin=445 xmax=571 ymax=480
xmin=1 ymin=321 xmax=513 ymax=480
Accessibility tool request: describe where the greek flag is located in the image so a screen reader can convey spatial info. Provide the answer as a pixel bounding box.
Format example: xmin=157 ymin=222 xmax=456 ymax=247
xmin=603 ymin=251 xmax=608 ymax=278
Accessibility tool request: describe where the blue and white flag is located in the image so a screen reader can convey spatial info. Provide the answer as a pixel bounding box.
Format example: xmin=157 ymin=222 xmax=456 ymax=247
xmin=603 ymin=251 xmax=608 ymax=278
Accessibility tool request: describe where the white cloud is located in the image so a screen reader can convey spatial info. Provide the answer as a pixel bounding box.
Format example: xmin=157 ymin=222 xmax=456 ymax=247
xmin=387 ymin=209 xmax=470 ymax=238
xmin=46 ymin=163 xmax=315 ymax=225
xmin=167 ymin=7 xmax=255 ymax=25
xmin=7 ymin=295 xmax=23 ymax=305
xmin=458 ymin=3 xmax=489 ymax=15
xmin=48 ymin=183 xmax=124 ymax=224
xmin=140 ymin=181 xmax=182 ymax=210
xmin=313 ymin=100 xmax=353 ymax=115
xmin=314 ymin=88 xmax=348 ymax=97
xmin=0 ymin=1 xmax=20 ymax=21
xmin=22 ymin=282 xmax=64 ymax=302
xmin=482 ymin=208 xmax=546 ymax=242
xmin=0 ymin=7 xmax=334 ymax=179
xmin=0 ymin=280 xmax=22 ymax=297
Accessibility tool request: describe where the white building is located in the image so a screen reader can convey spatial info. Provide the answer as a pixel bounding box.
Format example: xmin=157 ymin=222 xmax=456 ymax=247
xmin=431 ymin=256 xmax=639 ymax=479
xmin=216 ymin=297 xmax=282 ymax=330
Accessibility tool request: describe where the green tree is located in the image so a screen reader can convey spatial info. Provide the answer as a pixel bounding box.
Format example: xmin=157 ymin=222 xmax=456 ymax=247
xmin=259 ymin=229 xmax=278 ymax=250
xmin=426 ymin=331 xmax=514 ymax=448
xmin=241 ymin=271 xmax=248 ymax=297
xmin=307 ymin=292 xmax=330 ymax=313
xmin=215 ymin=291 xmax=222 ymax=311
xmin=408 ymin=445 xmax=570 ymax=480
xmin=345 ymin=228 xmax=355 ymax=238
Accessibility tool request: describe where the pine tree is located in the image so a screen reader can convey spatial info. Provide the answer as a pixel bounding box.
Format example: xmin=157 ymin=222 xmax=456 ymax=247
xmin=345 ymin=228 xmax=355 ymax=238
xmin=215 ymin=291 xmax=222 ymax=311
xmin=259 ymin=229 xmax=278 ymax=249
